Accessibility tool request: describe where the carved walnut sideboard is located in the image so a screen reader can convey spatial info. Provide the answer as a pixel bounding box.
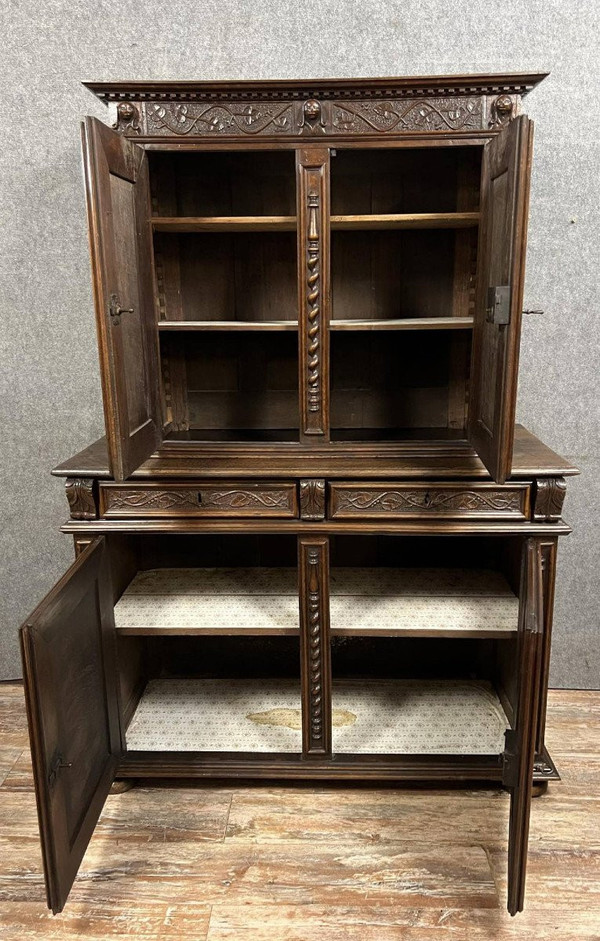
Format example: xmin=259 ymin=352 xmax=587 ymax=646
xmin=18 ymin=73 xmax=577 ymax=914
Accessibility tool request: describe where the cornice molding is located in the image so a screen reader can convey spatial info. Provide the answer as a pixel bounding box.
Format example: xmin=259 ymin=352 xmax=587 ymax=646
xmin=83 ymin=73 xmax=548 ymax=104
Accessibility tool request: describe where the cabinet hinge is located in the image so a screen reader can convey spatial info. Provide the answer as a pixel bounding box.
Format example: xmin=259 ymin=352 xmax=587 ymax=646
xmin=48 ymin=751 xmax=72 ymax=788
xmin=502 ymin=729 xmax=518 ymax=787
xmin=486 ymin=285 xmax=511 ymax=325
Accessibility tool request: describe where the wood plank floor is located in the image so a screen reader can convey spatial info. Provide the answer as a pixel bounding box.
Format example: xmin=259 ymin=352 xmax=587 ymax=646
xmin=0 ymin=683 xmax=599 ymax=940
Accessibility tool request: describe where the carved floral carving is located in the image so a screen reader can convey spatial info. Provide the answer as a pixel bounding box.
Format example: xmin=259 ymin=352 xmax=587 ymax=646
xmin=141 ymin=95 xmax=484 ymax=138
xmin=147 ymin=101 xmax=295 ymax=136
xmin=104 ymin=488 xmax=293 ymax=512
xmin=299 ymin=480 xmax=326 ymax=520
xmin=65 ymin=478 xmax=96 ymax=520
xmin=331 ymin=97 xmax=483 ymax=133
xmin=333 ymin=488 xmax=524 ymax=515
xmin=533 ymin=478 xmax=567 ymax=522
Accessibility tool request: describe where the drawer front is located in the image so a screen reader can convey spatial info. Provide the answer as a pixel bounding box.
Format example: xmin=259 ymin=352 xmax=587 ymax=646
xmin=329 ymin=482 xmax=531 ymax=521
xmin=100 ymin=481 xmax=298 ymax=518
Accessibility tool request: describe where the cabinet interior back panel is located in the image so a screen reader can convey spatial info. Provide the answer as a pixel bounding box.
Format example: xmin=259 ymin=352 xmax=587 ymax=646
xmin=162 ymin=332 xmax=299 ymax=432
xmin=155 ymin=231 xmax=298 ymax=322
xmin=149 ymin=151 xmax=297 ymax=217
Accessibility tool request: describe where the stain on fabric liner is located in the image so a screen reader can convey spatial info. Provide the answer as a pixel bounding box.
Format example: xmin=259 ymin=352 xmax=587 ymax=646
xmin=247 ymin=707 xmax=357 ymax=730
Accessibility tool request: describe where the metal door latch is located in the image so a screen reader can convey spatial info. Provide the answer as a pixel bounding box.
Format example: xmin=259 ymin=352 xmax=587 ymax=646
xmin=501 ymin=729 xmax=518 ymax=787
xmin=109 ymin=293 xmax=134 ymax=325
xmin=48 ymin=751 xmax=72 ymax=787
xmin=486 ymin=286 xmax=511 ymax=326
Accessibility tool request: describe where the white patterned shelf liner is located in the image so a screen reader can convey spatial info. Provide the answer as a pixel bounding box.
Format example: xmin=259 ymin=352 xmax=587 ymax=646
xmin=114 ymin=567 xmax=519 ymax=633
xmin=125 ymin=678 xmax=510 ymax=754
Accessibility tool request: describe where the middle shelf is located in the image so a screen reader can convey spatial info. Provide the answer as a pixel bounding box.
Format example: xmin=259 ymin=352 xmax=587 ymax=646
xmin=114 ymin=567 xmax=519 ymax=638
xmin=151 ymin=212 xmax=480 ymax=233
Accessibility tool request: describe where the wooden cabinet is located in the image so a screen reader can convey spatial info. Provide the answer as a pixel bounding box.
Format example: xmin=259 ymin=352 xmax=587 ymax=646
xmin=19 ymin=73 xmax=579 ymax=916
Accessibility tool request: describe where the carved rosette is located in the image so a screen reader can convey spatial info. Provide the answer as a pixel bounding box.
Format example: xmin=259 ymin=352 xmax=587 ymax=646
xmin=298 ymin=150 xmax=329 ymax=437
xmin=299 ymin=538 xmax=331 ymax=755
xmin=299 ymin=479 xmax=326 ymax=520
xmin=65 ymin=478 xmax=96 ymax=520
xmin=532 ymin=478 xmax=567 ymax=522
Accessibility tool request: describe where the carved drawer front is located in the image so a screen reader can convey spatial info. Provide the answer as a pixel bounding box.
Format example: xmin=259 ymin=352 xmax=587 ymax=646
xmin=329 ymin=482 xmax=530 ymax=521
xmin=100 ymin=481 xmax=298 ymax=518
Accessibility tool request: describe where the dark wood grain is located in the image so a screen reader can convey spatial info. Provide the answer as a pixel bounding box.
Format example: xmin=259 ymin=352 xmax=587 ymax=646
xmin=100 ymin=480 xmax=298 ymax=518
xmin=468 ymin=116 xmax=533 ymax=483
xmin=19 ymin=539 xmax=120 ymax=913
xmin=22 ymin=75 xmax=576 ymax=919
xmin=299 ymin=537 xmax=332 ymax=756
xmin=51 ymin=425 xmax=579 ymax=481
xmin=505 ymin=537 xmax=545 ymax=915
xmin=297 ymin=148 xmax=330 ymax=440
xmin=82 ymin=119 xmax=163 ymax=479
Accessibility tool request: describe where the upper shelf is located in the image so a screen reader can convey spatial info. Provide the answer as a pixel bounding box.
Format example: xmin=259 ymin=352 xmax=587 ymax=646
xmin=151 ymin=212 xmax=479 ymax=233
xmin=158 ymin=317 xmax=474 ymax=332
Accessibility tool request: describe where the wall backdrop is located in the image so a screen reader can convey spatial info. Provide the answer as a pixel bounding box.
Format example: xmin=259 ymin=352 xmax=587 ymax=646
xmin=1 ymin=0 xmax=598 ymax=685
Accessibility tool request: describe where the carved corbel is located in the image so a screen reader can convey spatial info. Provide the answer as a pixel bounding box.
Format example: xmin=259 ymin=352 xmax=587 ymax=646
xmin=112 ymin=101 xmax=141 ymax=135
xmin=65 ymin=478 xmax=97 ymax=520
xmin=299 ymin=479 xmax=326 ymax=520
xmin=532 ymin=477 xmax=567 ymax=522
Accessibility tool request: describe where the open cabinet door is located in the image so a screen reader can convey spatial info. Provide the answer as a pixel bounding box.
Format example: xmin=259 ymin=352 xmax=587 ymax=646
xmin=504 ymin=538 xmax=544 ymax=915
xmin=20 ymin=538 xmax=121 ymax=913
xmin=82 ymin=118 xmax=162 ymax=480
xmin=468 ymin=116 xmax=534 ymax=483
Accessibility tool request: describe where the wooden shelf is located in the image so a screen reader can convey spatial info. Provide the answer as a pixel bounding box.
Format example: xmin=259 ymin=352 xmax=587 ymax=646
xmin=114 ymin=567 xmax=518 ymax=639
xmin=158 ymin=319 xmax=471 ymax=332
xmin=331 ymin=317 xmax=474 ymax=331
xmin=152 ymin=216 xmax=296 ymax=232
xmin=331 ymin=212 xmax=479 ymax=230
xmin=151 ymin=212 xmax=479 ymax=233
xmin=125 ymin=677 xmax=509 ymax=755
xmin=158 ymin=320 xmax=298 ymax=332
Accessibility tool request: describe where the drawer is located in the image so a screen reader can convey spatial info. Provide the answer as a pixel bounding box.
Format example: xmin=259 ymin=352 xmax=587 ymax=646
xmin=99 ymin=481 xmax=298 ymax=519
xmin=328 ymin=482 xmax=531 ymax=521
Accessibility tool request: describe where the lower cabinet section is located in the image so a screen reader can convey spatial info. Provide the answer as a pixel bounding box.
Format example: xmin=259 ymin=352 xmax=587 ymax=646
xmin=20 ymin=530 xmax=555 ymax=914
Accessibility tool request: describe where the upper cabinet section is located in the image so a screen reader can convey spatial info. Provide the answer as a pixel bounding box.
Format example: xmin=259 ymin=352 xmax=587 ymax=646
xmin=84 ymin=74 xmax=547 ymax=144
xmin=81 ymin=75 xmax=546 ymax=482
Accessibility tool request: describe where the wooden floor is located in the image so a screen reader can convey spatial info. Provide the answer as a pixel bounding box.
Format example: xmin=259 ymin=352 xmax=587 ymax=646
xmin=0 ymin=684 xmax=599 ymax=940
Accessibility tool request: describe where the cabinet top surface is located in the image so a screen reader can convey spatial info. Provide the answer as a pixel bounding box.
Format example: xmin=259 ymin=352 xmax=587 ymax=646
xmin=52 ymin=425 xmax=578 ymax=481
xmin=84 ymin=73 xmax=548 ymax=103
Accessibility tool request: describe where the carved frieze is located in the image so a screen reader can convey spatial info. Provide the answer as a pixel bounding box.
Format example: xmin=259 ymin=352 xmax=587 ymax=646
xmin=299 ymin=480 xmax=326 ymax=520
xmin=65 ymin=478 xmax=96 ymax=520
xmin=101 ymin=486 xmax=296 ymax=516
xmin=331 ymin=486 xmax=527 ymax=518
xmin=140 ymin=95 xmax=485 ymax=138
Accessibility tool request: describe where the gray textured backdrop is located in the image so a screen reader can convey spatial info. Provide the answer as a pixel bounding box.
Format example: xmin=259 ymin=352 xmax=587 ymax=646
xmin=1 ymin=1 xmax=598 ymax=685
